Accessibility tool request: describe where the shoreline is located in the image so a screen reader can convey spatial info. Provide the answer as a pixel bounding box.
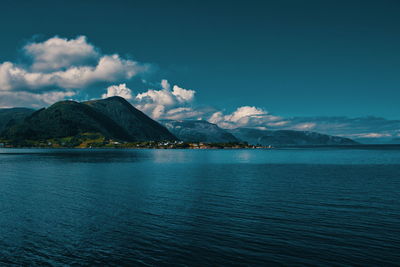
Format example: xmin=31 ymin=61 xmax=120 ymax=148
xmin=1 ymin=144 xmax=400 ymax=150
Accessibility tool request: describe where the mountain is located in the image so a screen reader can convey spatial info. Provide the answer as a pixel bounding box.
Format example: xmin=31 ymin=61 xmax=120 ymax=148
xmin=84 ymin=96 xmax=176 ymax=141
xmin=353 ymin=138 xmax=388 ymax=144
xmin=2 ymin=97 xmax=177 ymax=142
xmin=353 ymin=136 xmax=400 ymax=144
xmin=388 ymin=138 xmax=400 ymax=144
xmin=2 ymin=100 xmax=134 ymax=141
xmin=160 ymin=120 xmax=239 ymax=143
xmin=0 ymin=97 xmax=358 ymax=146
xmin=229 ymin=128 xmax=358 ymax=146
xmin=0 ymin=108 xmax=34 ymax=133
xmin=159 ymin=120 xmax=357 ymax=145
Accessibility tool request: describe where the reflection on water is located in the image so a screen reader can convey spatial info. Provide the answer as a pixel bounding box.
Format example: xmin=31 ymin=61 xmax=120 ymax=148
xmin=0 ymin=148 xmax=400 ymax=265
xmin=0 ymin=149 xmax=149 ymax=163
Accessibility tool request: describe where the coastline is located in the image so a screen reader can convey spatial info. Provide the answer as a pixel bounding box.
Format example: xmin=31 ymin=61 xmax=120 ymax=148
xmin=1 ymin=144 xmax=400 ymax=150
xmin=0 ymin=140 xmax=267 ymax=150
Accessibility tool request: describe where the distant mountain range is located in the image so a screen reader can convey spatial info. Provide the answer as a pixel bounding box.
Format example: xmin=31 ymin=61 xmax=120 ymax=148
xmin=228 ymin=128 xmax=357 ymax=146
xmin=160 ymin=120 xmax=357 ymax=146
xmin=0 ymin=97 xmax=365 ymax=146
xmin=352 ymin=137 xmax=400 ymax=145
xmin=390 ymin=138 xmax=400 ymax=144
xmin=160 ymin=120 xmax=239 ymax=143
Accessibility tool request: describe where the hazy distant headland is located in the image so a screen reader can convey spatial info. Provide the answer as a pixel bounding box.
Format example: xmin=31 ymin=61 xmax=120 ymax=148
xmin=0 ymin=96 xmax=358 ymax=149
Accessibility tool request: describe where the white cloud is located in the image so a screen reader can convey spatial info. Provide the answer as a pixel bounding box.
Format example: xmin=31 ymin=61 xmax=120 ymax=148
xmin=0 ymin=35 xmax=149 ymax=107
xmin=150 ymin=105 xmax=166 ymax=119
xmin=229 ymin=106 xmax=266 ymax=121
xmin=209 ymin=106 xmax=281 ymax=129
xmin=172 ymin=85 xmax=195 ymax=103
xmin=292 ymin=122 xmax=317 ymax=130
xmin=161 ymin=79 xmax=170 ymax=90
xmin=135 ymin=80 xmax=195 ymax=107
xmin=0 ymin=54 xmax=144 ymax=91
xmin=136 ymin=88 xmax=175 ymax=106
xmin=267 ymin=121 xmax=289 ymax=126
xmin=348 ymin=133 xmax=392 ymax=138
xmin=0 ymin=90 xmax=75 ymax=108
xmin=164 ymin=107 xmax=204 ymax=120
xmin=102 ymin=83 xmax=133 ymax=99
xmin=134 ymin=79 xmax=196 ymax=119
xmin=24 ymin=36 xmax=99 ymax=72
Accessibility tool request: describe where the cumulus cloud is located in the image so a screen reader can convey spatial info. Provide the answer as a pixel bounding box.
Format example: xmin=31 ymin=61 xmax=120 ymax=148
xmin=24 ymin=36 xmax=99 ymax=72
xmin=0 ymin=90 xmax=75 ymax=108
xmin=209 ymin=106 xmax=281 ymax=129
xmin=102 ymin=83 xmax=133 ymax=99
xmin=172 ymin=85 xmax=195 ymax=103
xmin=135 ymin=79 xmax=195 ymax=106
xmin=134 ymin=79 xmax=196 ymax=119
xmin=0 ymin=35 xmax=149 ymax=108
xmin=0 ymin=55 xmax=144 ymax=91
xmin=136 ymin=88 xmax=175 ymax=106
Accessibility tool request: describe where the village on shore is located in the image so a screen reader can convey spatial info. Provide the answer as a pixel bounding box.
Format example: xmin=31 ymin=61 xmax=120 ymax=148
xmin=0 ymin=133 xmax=271 ymax=149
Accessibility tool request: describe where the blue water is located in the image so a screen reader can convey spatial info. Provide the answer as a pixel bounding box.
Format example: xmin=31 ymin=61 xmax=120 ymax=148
xmin=0 ymin=148 xmax=400 ymax=266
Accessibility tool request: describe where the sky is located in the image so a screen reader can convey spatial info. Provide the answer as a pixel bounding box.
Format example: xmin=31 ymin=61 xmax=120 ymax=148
xmin=0 ymin=0 xmax=399 ymax=142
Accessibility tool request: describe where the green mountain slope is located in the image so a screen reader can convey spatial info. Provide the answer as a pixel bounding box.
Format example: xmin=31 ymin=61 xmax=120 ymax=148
xmin=84 ymin=96 xmax=177 ymax=141
xmin=1 ymin=97 xmax=177 ymax=143
xmin=2 ymin=100 xmax=133 ymax=141
xmin=0 ymin=108 xmax=35 ymax=133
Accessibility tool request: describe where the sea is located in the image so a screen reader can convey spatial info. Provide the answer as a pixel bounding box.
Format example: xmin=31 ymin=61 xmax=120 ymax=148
xmin=0 ymin=147 xmax=399 ymax=266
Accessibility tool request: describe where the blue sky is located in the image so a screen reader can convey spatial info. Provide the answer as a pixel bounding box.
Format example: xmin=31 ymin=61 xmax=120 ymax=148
xmin=0 ymin=0 xmax=399 ymax=141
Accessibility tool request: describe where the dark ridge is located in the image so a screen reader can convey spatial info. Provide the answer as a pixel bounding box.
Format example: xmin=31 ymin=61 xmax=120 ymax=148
xmin=84 ymin=97 xmax=177 ymax=141
xmin=229 ymin=128 xmax=358 ymax=146
xmin=0 ymin=108 xmax=35 ymax=134
xmin=160 ymin=119 xmax=239 ymax=143
xmin=2 ymin=100 xmax=132 ymax=141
